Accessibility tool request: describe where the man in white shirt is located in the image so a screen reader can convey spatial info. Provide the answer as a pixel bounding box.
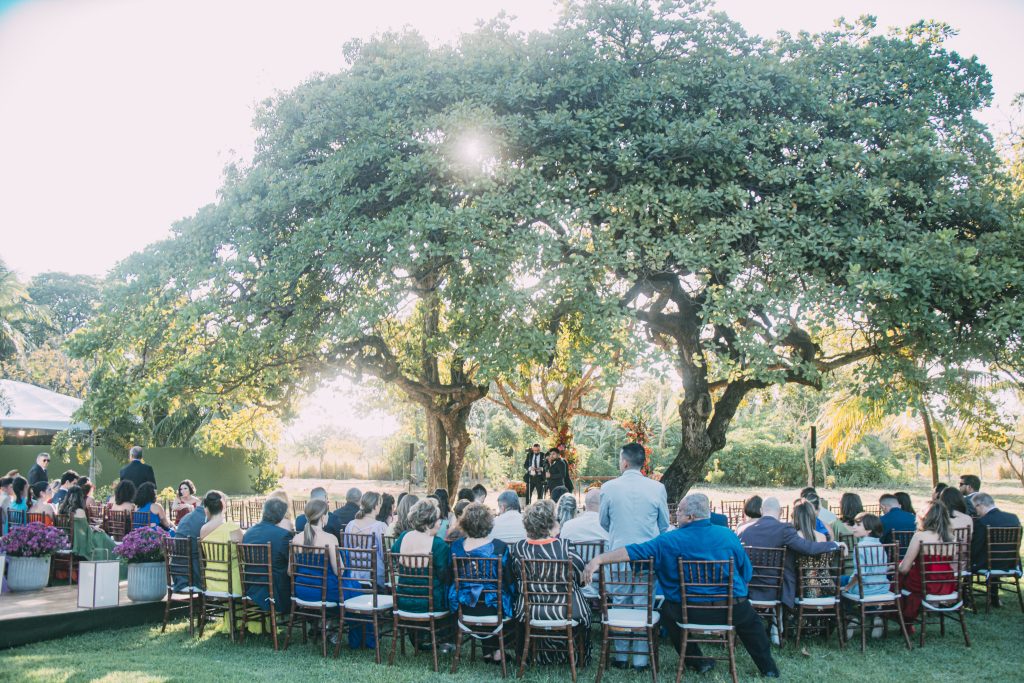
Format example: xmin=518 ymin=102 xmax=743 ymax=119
xmin=560 ymin=488 xmax=608 ymax=544
xmin=491 ymin=490 xmax=527 ymax=544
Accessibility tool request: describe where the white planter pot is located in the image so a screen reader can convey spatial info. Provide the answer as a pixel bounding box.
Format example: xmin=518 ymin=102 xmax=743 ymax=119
xmin=7 ymin=555 xmax=51 ymax=591
xmin=127 ymin=561 xmax=165 ymax=602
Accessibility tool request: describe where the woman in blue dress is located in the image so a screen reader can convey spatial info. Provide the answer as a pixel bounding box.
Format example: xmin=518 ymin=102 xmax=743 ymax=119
xmin=134 ymin=482 xmax=172 ymax=530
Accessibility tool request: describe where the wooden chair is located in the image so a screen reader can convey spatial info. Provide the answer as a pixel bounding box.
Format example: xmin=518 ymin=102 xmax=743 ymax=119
xmin=228 ymin=499 xmax=248 ymax=529
xmin=974 ymin=526 xmax=1023 ymax=613
xmin=570 ymin=540 xmax=606 ymax=604
xmin=86 ymin=504 xmax=104 ymax=526
xmin=338 ymin=534 xmax=393 ymax=663
xmin=163 ymin=536 xmax=201 ymax=635
xmin=28 ymin=512 xmax=51 ymax=525
xmin=388 ymin=552 xmax=450 ymax=672
xmin=744 ymin=546 xmax=785 ymax=648
xmin=103 ymin=509 xmax=131 ymax=540
xmin=777 ymin=505 xmax=790 ymax=524
xmin=517 ymin=557 xmax=581 ymax=683
xmin=6 ymin=508 xmax=27 ymax=531
xmin=291 ymin=499 xmax=307 ymax=519
xmin=837 ymin=532 xmax=857 ymax=577
xmin=51 ymin=513 xmax=78 ymax=585
xmin=237 ymin=542 xmax=281 ymax=649
xmin=793 ymin=550 xmax=845 ymax=649
xmin=284 ymin=544 xmax=339 ymax=658
xmin=132 ymin=510 xmax=156 ymax=530
xmin=916 ymin=541 xmax=970 ymax=647
xmin=451 ymin=555 xmax=510 ymax=677
xmin=668 ymin=501 xmax=678 ymax=527
xmin=246 ymin=501 xmax=264 ymax=529
xmin=199 ymin=540 xmax=243 ymax=641
xmin=892 ymin=530 xmax=915 ymax=562
xmin=862 ymin=504 xmax=882 ymax=517
xmin=952 ymin=527 xmax=975 ymax=612
xmin=595 ymin=559 xmax=658 ymax=683
xmin=674 ymin=559 xmax=737 ymax=683
xmin=840 ymin=542 xmax=911 ymax=652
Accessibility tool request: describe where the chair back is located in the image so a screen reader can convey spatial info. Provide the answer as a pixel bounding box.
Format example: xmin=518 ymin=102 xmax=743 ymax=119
xmin=289 ymin=544 xmax=332 ymax=604
xmin=846 ymin=542 xmax=898 ymax=599
xmin=86 ymin=504 xmax=104 ymax=526
xmin=6 ymin=508 xmax=27 ymax=530
xmin=892 ymin=530 xmax=915 ymax=561
xmin=744 ymin=546 xmax=785 ymax=603
xmin=837 ymin=532 xmax=856 ymax=574
xmin=452 ymin=555 xmax=506 ymax=622
xmin=677 ymin=559 xmax=734 ymax=626
xmin=518 ymin=557 xmax=576 ymax=623
xmin=164 ymin=536 xmax=197 ymax=590
xmin=794 ymin=550 xmax=842 ymax=602
xmin=338 ymin=535 xmax=380 ymax=601
xmin=54 ymin=513 xmax=74 ymax=538
xmin=28 ymin=512 xmax=50 ymax=525
xmin=227 ymin=499 xmax=247 ymax=528
xmin=719 ymin=500 xmax=744 ymax=516
xmin=238 ymin=542 xmax=275 ymax=607
xmin=918 ymin=541 xmax=961 ymax=602
xmin=862 ymin=504 xmax=882 ymax=516
xmin=246 ymin=501 xmax=264 ymax=529
xmin=952 ymin=527 xmax=972 ymax=574
xmin=568 ymin=540 xmax=605 ymax=565
xmin=985 ymin=526 xmax=1023 ymax=571
xmin=778 ymin=505 xmax=790 ymax=524
xmin=389 ymin=552 xmax=439 ymax=613
xmin=291 ymin=499 xmax=306 ymax=519
xmin=598 ymin=558 xmax=655 ymax=626
xmin=103 ymin=509 xmax=131 ymax=540
xmin=132 ymin=510 xmax=155 ymax=530
xmin=200 ymin=540 xmax=238 ymax=595
xmin=668 ymin=501 xmax=678 ymax=527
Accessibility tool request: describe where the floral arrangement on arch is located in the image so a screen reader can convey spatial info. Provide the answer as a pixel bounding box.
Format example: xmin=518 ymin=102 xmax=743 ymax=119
xmin=622 ymin=414 xmax=654 ymax=477
xmin=506 ymin=480 xmax=528 ymax=496
xmin=0 ymin=522 xmax=69 ymax=557
xmin=553 ymin=422 xmax=579 ymax=477
xmin=114 ymin=526 xmax=169 ymax=564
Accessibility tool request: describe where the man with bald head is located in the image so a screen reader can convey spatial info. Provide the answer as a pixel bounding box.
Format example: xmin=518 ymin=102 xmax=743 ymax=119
xmin=560 ymin=487 xmax=609 ymax=544
xmin=586 ymin=493 xmax=780 ymax=678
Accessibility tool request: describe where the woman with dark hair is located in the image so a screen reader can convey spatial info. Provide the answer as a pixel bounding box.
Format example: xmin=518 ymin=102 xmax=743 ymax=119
xmin=450 ymin=503 xmax=514 ymax=664
xmin=792 ymin=501 xmax=833 ymax=599
xmin=432 ymin=489 xmax=454 ymax=538
xmin=109 ymin=479 xmax=137 ymax=512
xmin=899 ymin=502 xmax=956 ymax=623
xmin=938 ymin=487 xmax=973 ymax=533
xmin=201 ymin=491 xmax=245 ymax=632
xmin=134 ymin=482 xmax=172 ymax=529
xmin=28 ymin=480 xmax=55 ymax=522
xmin=75 ymin=476 xmax=96 ymax=507
xmin=894 ymin=492 xmax=915 ymax=515
xmin=549 ymin=485 xmax=568 ymax=504
xmin=9 ymin=476 xmax=30 ymax=513
xmin=736 ymin=495 xmax=762 ymax=534
xmin=839 ymin=492 xmax=864 ymax=527
xmin=456 ymin=487 xmax=475 ymax=504
xmin=172 ymin=479 xmax=200 ymax=524
xmin=59 ymin=485 xmax=118 ymax=561
xmin=345 ymin=491 xmax=388 ymax=586
xmin=376 ymin=492 xmax=395 ymax=527
xmin=931 ymin=482 xmax=949 ymax=501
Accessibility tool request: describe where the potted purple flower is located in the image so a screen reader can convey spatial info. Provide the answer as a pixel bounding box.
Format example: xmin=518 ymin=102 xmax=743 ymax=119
xmin=114 ymin=526 xmax=169 ymax=602
xmin=0 ymin=522 xmax=69 ymax=591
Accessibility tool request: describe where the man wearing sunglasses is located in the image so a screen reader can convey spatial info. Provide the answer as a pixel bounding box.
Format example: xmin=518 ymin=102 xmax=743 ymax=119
xmin=27 ymin=452 xmax=50 ymax=487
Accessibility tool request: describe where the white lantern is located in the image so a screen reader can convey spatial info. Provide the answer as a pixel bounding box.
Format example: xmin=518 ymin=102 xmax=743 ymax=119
xmin=78 ymin=560 xmax=121 ymax=609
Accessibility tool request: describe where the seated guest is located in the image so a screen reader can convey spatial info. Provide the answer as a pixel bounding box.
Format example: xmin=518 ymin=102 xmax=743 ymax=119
xmin=267 ymin=489 xmax=295 ymax=532
xmin=391 ymin=498 xmax=452 ymax=618
xmin=431 ymin=489 xmax=455 ymax=539
xmin=894 ymin=492 xmax=915 ymax=515
xmin=172 ymin=498 xmax=207 ymax=591
xmin=735 ymin=496 xmax=762 ymax=535
xmin=134 ymin=482 xmax=172 ymax=530
xmin=50 ymin=470 xmax=80 ymax=506
xmin=456 ymin=487 xmax=475 ymax=504
xmin=958 ymin=474 xmax=981 ymax=516
xmin=472 ymin=483 xmax=487 ymax=504
xmin=242 ymin=497 xmax=292 ymax=615
xmin=295 ymin=487 xmax=341 ymax=537
xmin=76 ymin=477 xmax=96 ymax=507
xmin=938 ymin=488 xmax=974 ymax=535
xmin=586 ymin=494 xmax=779 ymax=678
xmin=9 ymin=476 xmax=31 ymax=513
xmin=291 ymin=499 xmax=341 ymax=605
xmin=970 ymin=492 xmax=1022 ymax=607
xmin=898 ymin=502 xmax=957 ymax=623
xmin=556 ymin=491 xmax=577 ymax=529
xmin=841 ymin=513 xmax=889 ymax=639
xmin=58 ymin=485 xmax=118 ymax=561
xmin=200 ymin=491 xmax=245 ymax=632
xmin=389 ymin=493 xmax=419 ymax=537
xmin=376 ymin=493 xmax=395 ymax=528
xmin=344 ymin=491 xmax=389 ymax=588
xmin=445 ymin=499 xmax=472 ymax=543
xmin=171 ymin=480 xmax=201 ymax=525
xmin=449 ymin=503 xmax=513 ymax=664
xmin=739 ymin=497 xmax=843 ymax=609
xmin=330 ymin=487 xmax=362 ymax=533
xmin=839 ymin=493 xmax=864 ymax=528
xmin=491 ymin=490 xmax=527 ymax=544
xmin=879 ymin=494 xmax=916 ymax=545
xmin=108 ymin=480 xmax=137 ymax=512
xmin=28 ymin=481 xmax=56 ymax=522
xmin=802 ymin=492 xmax=842 ymax=540
xmin=549 ymin=485 xmax=568 ymax=504
xmin=560 ymin=488 xmax=609 ymax=544
xmin=509 ymin=499 xmax=592 ymax=667
xmin=0 ymin=476 xmax=14 ymax=509
xmin=931 ymin=483 xmax=949 ymax=501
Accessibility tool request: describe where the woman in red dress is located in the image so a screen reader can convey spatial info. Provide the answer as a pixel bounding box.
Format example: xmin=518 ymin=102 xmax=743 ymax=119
xmin=898 ymin=502 xmax=957 ymax=623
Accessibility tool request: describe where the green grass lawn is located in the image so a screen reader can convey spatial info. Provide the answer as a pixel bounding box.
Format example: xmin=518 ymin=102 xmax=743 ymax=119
xmin=5 ymin=596 xmax=1022 ymax=683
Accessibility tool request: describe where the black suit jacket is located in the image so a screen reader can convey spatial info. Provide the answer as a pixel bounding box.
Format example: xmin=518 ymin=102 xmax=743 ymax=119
xmin=27 ymin=464 xmax=48 ymax=487
xmin=523 ymin=451 xmax=548 ymax=481
xmin=119 ymin=460 xmax=156 ymax=490
xmin=971 ymin=508 xmax=1022 ymax=570
xmin=738 ymin=516 xmax=840 ymax=607
xmin=328 ymin=503 xmax=359 ymax=539
xmin=547 ymin=458 xmax=570 ymax=492
xmin=242 ymin=522 xmax=293 ymax=612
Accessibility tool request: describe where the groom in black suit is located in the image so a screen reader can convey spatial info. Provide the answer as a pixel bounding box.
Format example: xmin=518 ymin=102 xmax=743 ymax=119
xmin=523 ymin=443 xmax=547 ymax=504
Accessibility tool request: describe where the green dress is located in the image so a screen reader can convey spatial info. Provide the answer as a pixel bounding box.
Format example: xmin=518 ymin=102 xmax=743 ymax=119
xmin=71 ymin=515 xmax=127 ymax=579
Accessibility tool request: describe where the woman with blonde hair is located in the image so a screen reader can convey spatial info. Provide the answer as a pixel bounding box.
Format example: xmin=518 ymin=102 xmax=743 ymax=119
xmin=267 ymin=489 xmax=295 ymax=532
xmin=291 ymin=498 xmax=341 ymax=605
xmin=898 ymin=502 xmax=957 ymax=624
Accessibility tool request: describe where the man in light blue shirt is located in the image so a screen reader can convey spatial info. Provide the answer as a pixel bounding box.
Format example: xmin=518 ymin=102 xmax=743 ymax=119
xmin=598 ymin=443 xmax=670 ymax=670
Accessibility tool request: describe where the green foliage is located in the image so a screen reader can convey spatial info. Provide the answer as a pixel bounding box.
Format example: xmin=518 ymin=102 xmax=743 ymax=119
xmin=27 ymin=272 xmax=101 ymax=341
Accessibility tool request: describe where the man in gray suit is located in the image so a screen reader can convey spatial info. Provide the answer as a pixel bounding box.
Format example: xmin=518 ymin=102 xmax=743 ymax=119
xmin=599 ymin=442 xmax=670 ymax=671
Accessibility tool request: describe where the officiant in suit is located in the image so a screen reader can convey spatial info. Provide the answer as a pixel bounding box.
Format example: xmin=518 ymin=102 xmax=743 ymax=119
xmin=523 ymin=443 xmax=548 ymax=504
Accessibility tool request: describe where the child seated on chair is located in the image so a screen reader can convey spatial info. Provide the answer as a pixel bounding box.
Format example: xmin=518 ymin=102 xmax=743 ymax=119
xmin=842 ymin=513 xmax=890 ymax=598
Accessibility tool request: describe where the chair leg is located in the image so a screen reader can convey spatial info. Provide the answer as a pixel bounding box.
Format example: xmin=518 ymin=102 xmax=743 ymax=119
xmin=727 ymin=632 xmax=738 ymax=683
xmin=499 ymin=628 xmax=508 ymax=679
xmin=372 ymin=613 xmax=382 ymax=664
xmin=451 ymin=624 xmax=463 ymax=674
xmin=566 ymin=626 xmax=577 ymax=683
xmin=162 ymin=589 xmax=172 ymax=633
xmin=197 ymin=595 xmax=208 ymax=638
xmin=895 ymin=604 xmax=912 ymax=650
xmin=676 ymin=630 xmax=688 ymax=683
xmin=518 ymin=624 xmax=531 ymax=678
xmin=860 ymin=605 xmax=867 ymax=653
xmin=430 ymin=620 xmax=439 ymax=673
xmin=794 ymin=607 xmax=803 ymax=649
xmin=958 ymin=607 xmax=971 ymax=647
xmin=270 ymin=605 xmax=279 ymax=651
xmin=595 ymin=624 xmax=608 ymax=683
xmin=649 ymin=627 xmax=658 ymax=683
xmin=388 ymin=618 xmax=399 ymax=665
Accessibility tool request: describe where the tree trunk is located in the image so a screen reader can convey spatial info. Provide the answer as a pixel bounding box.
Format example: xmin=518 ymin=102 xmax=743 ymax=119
xmin=443 ymin=406 xmax=473 ymax=494
xmin=659 ymin=394 xmax=715 ymax=502
xmin=425 ymin=410 xmax=447 ymax=491
xmin=919 ymin=403 xmax=939 ymax=488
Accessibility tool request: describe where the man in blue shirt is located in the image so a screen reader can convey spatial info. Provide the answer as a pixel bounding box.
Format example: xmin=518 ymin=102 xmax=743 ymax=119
xmin=586 ymin=493 xmax=779 ymax=678
xmin=242 ymin=498 xmax=292 ymax=614
xmin=172 ymin=502 xmax=207 ymax=592
xmin=878 ymin=494 xmax=916 ymax=545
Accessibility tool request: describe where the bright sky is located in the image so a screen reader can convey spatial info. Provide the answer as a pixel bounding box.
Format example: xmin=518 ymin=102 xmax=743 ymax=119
xmin=1 ymin=0 xmax=1021 ymax=438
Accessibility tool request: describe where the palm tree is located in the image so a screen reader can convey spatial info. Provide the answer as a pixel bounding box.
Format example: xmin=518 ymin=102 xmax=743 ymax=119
xmin=0 ymin=258 xmax=47 ymax=361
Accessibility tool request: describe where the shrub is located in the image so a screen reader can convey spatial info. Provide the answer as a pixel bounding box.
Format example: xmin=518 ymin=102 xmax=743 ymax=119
xmin=114 ymin=527 xmax=168 ymax=563
xmin=703 ymin=438 xmax=807 ymax=487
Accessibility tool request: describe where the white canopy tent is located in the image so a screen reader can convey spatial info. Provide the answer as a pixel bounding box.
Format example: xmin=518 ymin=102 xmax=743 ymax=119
xmin=0 ymin=379 xmax=90 ymax=431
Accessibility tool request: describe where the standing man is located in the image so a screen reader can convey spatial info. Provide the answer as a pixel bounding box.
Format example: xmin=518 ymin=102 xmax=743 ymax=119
xmin=27 ymin=452 xmax=50 ymax=487
xmin=546 ymin=448 xmax=571 ymax=496
xmin=523 ymin=443 xmax=547 ymax=505
xmin=598 ymin=442 xmax=669 ymax=671
xmin=959 ymin=474 xmax=981 ymax=516
xmin=119 ymin=446 xmax=157 ymax=490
